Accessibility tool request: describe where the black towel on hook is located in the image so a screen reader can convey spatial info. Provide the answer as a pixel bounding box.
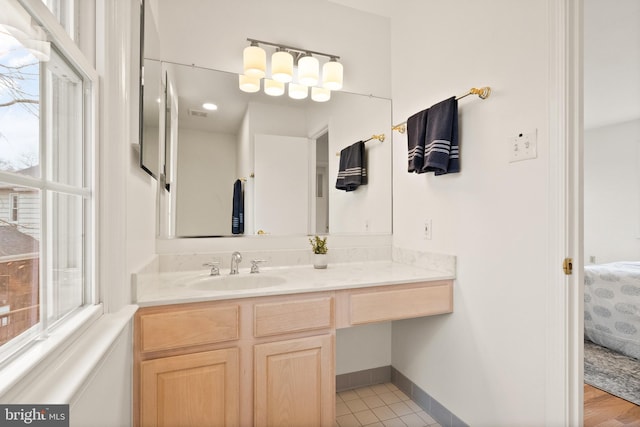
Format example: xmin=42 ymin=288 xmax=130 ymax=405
xmin=336 ymin=141 xmax=367 ymax=191
xmin=232 ymin=179 xmax=244 ymax=234
xmin=421 ymin=96 xmax=459 ymax=175
xmin=406 ymin=108 xmax=428 ymax=173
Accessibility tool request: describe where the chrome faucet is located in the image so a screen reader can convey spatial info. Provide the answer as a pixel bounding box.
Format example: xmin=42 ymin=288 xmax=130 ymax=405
xmin=202 ymin=261 xmax=220 ymax=276
xmin=230 ymin=251 xmax=242 ymax=275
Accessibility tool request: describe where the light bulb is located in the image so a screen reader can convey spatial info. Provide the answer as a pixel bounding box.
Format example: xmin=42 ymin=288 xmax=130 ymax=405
xmin=239 ymin=74 xmax=260 ymax=93
xmin=298 ymin=55 xmax=319 ymax=86
xmin=264 ymin=79 xmax=285 ymax=96
xmin=288 ymin=83 xmax=308 ymax=100
xmin=243 ymin=44 xmax=266 ymax=78
xmin=311 ymin=87 xmax=330 ymax=102
xmin=271 ymin=50 xmax=293 ymax=83
xmin=322 ymin=59 xmax=343 ymax=91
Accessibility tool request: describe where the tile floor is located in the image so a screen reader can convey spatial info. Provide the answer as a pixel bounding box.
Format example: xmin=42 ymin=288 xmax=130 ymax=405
xmin=336 ymin=382 xmax=442 ymax=427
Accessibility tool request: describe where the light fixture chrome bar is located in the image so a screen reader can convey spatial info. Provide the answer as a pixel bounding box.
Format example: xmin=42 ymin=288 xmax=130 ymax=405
xmin=246 ymin=38 xmax=340 ymax=60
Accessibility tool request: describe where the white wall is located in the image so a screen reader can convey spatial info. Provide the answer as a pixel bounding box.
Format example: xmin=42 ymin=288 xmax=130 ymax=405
xmin=70 ymin=322 xmax=133 ymax=427
xmin=175 ymin=129 xmax=237 ymax=236
xmin=320 ymin=93 xmax=392 ymax=234
xmin=390 ymin=1 xmax=550 ymax=425
xmin=584 ymin=119 xmax=640 ymax=264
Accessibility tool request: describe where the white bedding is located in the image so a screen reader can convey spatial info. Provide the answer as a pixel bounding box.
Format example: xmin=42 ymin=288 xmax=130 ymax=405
xmin=584 ymin=262 xmax=640 ymax=360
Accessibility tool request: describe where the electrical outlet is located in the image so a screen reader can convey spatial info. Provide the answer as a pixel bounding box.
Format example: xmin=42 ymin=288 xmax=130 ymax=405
xmin=509 ymin=130 xmax=537 ymax=162
xmin=424 ymin=219 xmax=432 ymax=240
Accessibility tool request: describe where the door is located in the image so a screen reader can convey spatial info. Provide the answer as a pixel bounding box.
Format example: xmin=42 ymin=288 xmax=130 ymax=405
xmin=254 ymin=334 xmax=334 ymax=427
xmin=254 ymin=134 xmax=310 ymax=235
xmin=140 ymin=348 xmax=240 ymax=427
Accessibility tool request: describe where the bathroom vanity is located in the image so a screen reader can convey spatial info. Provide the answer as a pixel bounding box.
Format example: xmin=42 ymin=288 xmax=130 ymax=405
xmin=133 ymin=261 xmax=453 ymax=426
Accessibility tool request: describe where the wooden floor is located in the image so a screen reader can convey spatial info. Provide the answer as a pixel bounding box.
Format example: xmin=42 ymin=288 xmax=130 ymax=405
xmin=584 ymin=384 xmax=640 ymax=427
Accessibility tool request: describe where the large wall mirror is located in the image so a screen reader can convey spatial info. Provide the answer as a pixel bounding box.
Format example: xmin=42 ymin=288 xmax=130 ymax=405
xmin=140 ymin=0 xmax=393 ymax=238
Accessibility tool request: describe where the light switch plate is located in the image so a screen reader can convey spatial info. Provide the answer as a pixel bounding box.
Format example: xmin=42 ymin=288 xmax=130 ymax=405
xmin=509 ymin=130 xmax=537 ymax=162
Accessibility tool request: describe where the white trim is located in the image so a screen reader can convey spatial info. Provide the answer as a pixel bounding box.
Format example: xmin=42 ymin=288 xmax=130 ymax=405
xmin=18 ymin=0 xmax=98 ymax=83
xmin=4 ymin=305 xmax=137 ymax=404
xmin=546 ymin=0 xmax=583 ymax=425
xmin=0 ymin=304 xmax=103 ymax=399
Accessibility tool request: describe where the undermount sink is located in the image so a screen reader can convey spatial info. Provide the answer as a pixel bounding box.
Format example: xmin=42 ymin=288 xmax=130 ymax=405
xmin=186 ymin=274 xmax=286 ymax=291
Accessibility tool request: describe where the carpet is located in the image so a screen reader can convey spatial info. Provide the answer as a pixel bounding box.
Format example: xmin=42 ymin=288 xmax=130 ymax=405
xmin=584 ymin=339 xmax=640 ymax=406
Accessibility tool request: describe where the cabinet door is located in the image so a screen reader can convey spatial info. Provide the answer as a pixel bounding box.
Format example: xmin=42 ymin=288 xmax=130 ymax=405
xmin=254 ymin=334 xmax=334 ymax=427
xmin=140 ymin=348 xmax=239 ymax=427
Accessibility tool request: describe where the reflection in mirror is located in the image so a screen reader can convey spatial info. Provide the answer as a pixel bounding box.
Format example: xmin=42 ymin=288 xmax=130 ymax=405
xmin=139 ymin=0 xmax=161 ymax=178
xmin=140 ymin=59 xmax=161 ymax=177
xmin=148 ymin=60 xmax=392 ymax=238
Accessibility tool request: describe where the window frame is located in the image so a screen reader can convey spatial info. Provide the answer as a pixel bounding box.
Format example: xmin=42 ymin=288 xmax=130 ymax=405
xmin=9 ymin=194 xmax=19 ymax=222
xmin=0 ymin=0 xmax=99 ymax=375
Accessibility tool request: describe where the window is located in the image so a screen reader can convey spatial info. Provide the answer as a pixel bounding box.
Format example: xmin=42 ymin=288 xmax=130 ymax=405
xmin=9 ymin=194 xmax=18 ymax=222
xmin=0 ymin=0 xmax=96 ymax=362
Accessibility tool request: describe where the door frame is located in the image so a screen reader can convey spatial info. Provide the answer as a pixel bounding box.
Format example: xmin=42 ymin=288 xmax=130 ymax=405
xmin=546 ymin=0 xmax=583 ymax=425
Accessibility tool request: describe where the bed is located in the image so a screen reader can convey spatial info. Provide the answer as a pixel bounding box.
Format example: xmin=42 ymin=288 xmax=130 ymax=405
xmin=584 ymin=262 xmax=640 ymax=360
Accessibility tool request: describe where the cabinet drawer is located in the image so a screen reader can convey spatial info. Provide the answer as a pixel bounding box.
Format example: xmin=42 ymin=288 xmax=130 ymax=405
xmin=139 ymin=304 xmax=239 ymax=353
xmin=349 ymin=282 xmax=452 ymax=325
xmin=254 ymin=296 xmax=333 ymax=337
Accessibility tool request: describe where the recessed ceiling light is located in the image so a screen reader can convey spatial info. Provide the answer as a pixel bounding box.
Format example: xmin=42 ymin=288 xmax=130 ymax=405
xmin=202 ymin=102 xmax=218 ymax=111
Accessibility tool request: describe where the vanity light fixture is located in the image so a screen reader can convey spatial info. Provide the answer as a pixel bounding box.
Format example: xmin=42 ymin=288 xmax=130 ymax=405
xmin=243 ymin=41 xmax=266 ymax=78
xmin=311 ymin=87 xmax=330 ymax=102
xmin=239 ymin=74 xmax=260 ymax=93
xmin=271 ymin=48 xmax=294 ymax=83
xmin=240 ymin=38 xmax=342 ymax=102
xmin=288 ymin=83 xmax=308 ymax=100
xmin=298 ymin=54 xmax=319 ymax=86
xmin=322 ymin=57 xmax=343 ymax=91
xmin=264 ymin=79 xmax=285 ymax=96
xmin=202 ymin=102 xmax=218 ymax=111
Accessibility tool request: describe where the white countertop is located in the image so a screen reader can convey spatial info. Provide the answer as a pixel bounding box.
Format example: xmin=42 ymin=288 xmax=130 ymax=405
xmin=133 ymin=261 xmax=455 ymax=307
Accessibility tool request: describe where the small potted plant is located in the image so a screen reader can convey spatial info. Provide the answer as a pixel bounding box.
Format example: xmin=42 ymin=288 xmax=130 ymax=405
xmin=309 ymin=235 xmax=328 ymax=269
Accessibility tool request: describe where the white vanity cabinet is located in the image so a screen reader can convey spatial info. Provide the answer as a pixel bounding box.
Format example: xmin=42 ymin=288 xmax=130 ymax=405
xmin=133 ymin=279 xmax=453 ymax=427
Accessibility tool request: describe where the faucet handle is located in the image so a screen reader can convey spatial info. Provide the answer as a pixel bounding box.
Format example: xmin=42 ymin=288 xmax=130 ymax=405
xmin=203 ymin=261 xmax=220 ymax=276
xmin=250 ymin=259 xmax=266 ymax=274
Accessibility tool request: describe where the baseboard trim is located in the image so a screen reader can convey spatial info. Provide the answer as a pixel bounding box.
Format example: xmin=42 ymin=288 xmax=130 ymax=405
xmin=335 ymin=365 xmax=468 ymax=427
xmin=336 ymin=366 xmax=391 ymax=392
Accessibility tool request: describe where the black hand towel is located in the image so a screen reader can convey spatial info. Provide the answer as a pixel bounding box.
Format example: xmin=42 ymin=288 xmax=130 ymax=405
xmin=336 ymin=141 xmax=367 ymax=192
xmin=232 ymin=179 xmax=244 ymax=234
xmin=406 ymin=108 xmax=428 ymax=173
xmin=421 ymin=96 xmax=459 ymax=175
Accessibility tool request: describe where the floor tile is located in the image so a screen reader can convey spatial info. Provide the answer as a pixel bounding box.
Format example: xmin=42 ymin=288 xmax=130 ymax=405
xmin=340 ymin=390 xmax=361 ymax=401
xmin=416 ymin=411 xmax=436 ymax=425
xmin=389 ymin=401 xmax=414 ymax=417
xmin=362 ymin=395 xmax=386 ymax=409
xmin=400 ymin=413 xmax=428 ymax=427
xmin=337 ymin=413 xmax=362 ymax=427
xmin=379 ymin=391 xmax=402 ymax=405
xmin=371 ymin=383 xmax=392 ymax=395
xmin=372 ymin=405 xmax=398 ymax=421
xmin=353 ymin=409 xmax=379 ymax=425
xmin=382 ymin=418 xmax=407 ymax=427
xmin=337 ymin=401 xmax=351 ymax=416
xmin=355 ymin=386 xmax=377 ymax=398
xmin=338 ymin=383 xmax=441 ymax=427
xmin=394 ymin=389 xmax=411 ymax=401
xmin=405 ymin=400 xmax=422 ymax=413
xmin=345 ymin=398 xmax=369 ymax=413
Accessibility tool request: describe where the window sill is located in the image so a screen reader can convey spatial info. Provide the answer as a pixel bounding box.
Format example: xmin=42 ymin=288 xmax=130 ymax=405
xmin=0 ymin=304 xmax=137 ymax=402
